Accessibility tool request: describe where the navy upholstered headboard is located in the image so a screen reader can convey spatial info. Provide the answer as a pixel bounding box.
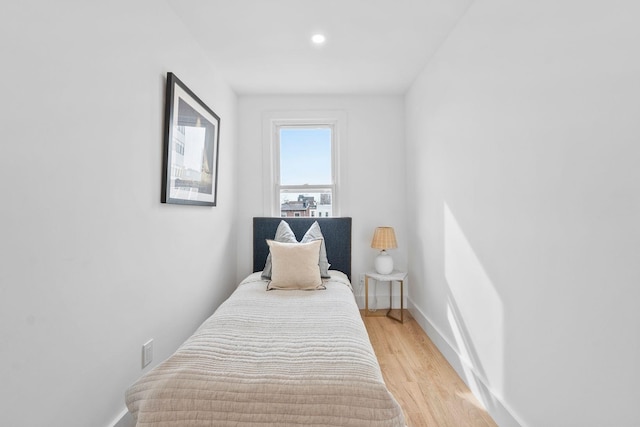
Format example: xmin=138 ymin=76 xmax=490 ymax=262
xmin=253 ymin=217 xmax=352 ymax=281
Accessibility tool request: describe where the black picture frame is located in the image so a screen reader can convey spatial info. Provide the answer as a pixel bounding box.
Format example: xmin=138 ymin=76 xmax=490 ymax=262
xmin=161 ymin=72 xmax=220 ymax=206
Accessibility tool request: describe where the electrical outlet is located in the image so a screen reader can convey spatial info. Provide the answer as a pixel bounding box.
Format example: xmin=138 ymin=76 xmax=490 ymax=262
xmin=142 ymin=339 xmax=153 ymax=368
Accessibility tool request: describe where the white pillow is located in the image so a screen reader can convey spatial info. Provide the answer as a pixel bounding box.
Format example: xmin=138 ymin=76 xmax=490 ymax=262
xmin=261 ymin=220 xmax=331 ymax=279
xmin=261 ymin=220 xmax=297 ymax=279
xmin=301 ymin=221 xmax=331 ymax=278
xmin=266 ymin=240 xmax=324 ymax=290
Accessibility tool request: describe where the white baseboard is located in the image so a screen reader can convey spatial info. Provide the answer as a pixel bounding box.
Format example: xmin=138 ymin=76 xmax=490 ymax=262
xmin=407 ymin=298 xmax=526 ymax=427
xmin=110 ymin=407 xmax=135 ymax=427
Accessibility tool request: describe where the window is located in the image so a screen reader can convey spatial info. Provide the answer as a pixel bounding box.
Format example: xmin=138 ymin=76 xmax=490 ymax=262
xmin=263 ymin=111 xmax=346 ymax=217
xmin=277 ymin=125 xmax=334 ymax=217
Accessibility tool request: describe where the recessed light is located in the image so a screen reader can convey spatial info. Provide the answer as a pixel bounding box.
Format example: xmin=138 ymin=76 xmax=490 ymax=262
xmin=311 ymin=34 xmax=326 ymax=45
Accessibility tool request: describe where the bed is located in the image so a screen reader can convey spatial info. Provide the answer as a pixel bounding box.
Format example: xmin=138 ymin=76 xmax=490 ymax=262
xmin=125 ymin=217 xmax=405 ymax=426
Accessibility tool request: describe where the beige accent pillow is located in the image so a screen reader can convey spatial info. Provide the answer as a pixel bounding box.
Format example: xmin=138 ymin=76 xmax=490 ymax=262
xmin=266 ymin=240 xmax=324 ymax=290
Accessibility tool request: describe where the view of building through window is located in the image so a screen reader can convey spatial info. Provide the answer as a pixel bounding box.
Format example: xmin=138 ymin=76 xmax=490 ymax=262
xmin=280 ymin=192 xmax=332 ymax=217
xmin=278 ymin=126 xmax=333 ymax=217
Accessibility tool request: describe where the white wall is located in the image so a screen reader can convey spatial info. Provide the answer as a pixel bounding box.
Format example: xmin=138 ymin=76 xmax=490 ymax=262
xmin=237 ymin=96 xmax=406 ymax=307
xmin=0 ymin=2 xmax=238 ymax=426
xmin=405 ymin=1 xmax=640 ymax=426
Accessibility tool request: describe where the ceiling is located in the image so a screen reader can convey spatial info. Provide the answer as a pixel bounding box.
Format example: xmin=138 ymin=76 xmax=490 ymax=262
xmin=167 ymin=0 xmax=472 ymax=95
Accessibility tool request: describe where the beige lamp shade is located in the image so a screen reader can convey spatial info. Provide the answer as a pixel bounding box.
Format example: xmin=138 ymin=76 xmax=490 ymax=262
xmin=371 ymin=227 xmax=398 ymax=250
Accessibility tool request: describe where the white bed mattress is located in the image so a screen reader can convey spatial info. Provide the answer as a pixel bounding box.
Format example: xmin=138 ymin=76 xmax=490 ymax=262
xmin=125 ymin=271 xmax=405 ymax=426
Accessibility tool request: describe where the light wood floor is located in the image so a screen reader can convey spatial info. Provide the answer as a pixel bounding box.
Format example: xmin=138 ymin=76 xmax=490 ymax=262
xmin=362 ymin=310 xmax=497 ymax=427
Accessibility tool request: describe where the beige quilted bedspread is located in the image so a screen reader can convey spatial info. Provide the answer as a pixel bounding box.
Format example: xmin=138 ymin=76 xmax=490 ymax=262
xmin=125 ymin=271 xmax=405 ymax=426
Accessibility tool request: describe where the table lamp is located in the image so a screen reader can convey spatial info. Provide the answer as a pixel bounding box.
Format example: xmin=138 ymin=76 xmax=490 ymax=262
xmin=371 ymin=227 xmax=397 ymax=275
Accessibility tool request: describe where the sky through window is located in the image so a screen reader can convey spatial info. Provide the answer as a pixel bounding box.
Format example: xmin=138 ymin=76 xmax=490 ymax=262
xmin=280 ymin=128 xmax=331 ymax=185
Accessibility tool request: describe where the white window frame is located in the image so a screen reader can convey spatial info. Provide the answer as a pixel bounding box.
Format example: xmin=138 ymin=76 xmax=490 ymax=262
xmin=262 ymin=111 xmax=348 ymax=217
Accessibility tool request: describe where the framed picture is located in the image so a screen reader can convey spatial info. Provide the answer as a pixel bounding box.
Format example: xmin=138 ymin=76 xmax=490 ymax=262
xmin=162 ymin=72 xmax=220 ymax=206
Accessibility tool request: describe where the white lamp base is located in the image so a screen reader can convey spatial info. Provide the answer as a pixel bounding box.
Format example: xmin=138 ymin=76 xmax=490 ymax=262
xmin=374 ymin=250 xmax=394 ymax=275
